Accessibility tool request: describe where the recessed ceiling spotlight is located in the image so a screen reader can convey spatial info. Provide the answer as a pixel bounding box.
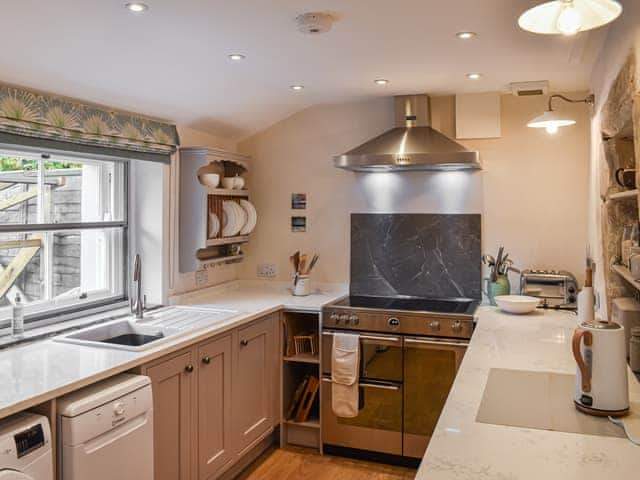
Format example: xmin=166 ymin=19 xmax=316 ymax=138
xmin=466 ymin=73 xmax=482 ymax=80
xmin=228 ymin=54 xmax=245 ymax=61
xmin=374 ymin=79 xmax=389 ymax=85
xmin=125 ymin=2 xmax=148 ymax=13
xmin=290 ymin=85 xmax=304 ymax=91
xmin=456 ymin=31 xmax=477 ymax=39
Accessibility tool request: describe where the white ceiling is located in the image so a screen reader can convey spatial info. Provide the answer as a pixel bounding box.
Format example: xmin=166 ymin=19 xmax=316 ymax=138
xmin=1 ymin=0 xmax=614 ymax=140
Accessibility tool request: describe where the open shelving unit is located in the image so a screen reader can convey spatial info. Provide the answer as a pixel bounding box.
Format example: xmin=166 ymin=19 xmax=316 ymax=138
xmin=280 ymin=310 xmax=323 ymax=452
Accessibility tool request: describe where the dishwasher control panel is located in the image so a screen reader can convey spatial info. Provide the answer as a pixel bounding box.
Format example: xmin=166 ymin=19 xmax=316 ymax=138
xmin=60 ymin=384 xmax=153 ymax=446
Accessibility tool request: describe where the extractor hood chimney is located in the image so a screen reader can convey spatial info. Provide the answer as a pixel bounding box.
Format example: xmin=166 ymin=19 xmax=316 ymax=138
xmin=334 ymin=95 xmax=481 ymax=172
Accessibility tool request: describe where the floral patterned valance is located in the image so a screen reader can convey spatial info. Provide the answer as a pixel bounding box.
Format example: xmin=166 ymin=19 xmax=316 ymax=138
xmin=0 ymin=84 xmax=179 ymax=156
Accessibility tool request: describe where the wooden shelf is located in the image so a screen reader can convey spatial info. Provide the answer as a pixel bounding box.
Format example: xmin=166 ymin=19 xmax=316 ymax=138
xmin=285 ymin=417 xmax=320 ymax=429
xmin=608 ymin=189 xmax=638 ymax=201
xmin=207 ymin=188 xmax=249 ymax=197
xmin=200 ymin=254 xmax=244 ymax=265
xmin=611 ymin=264 xmax=640 ymax=289
xmin=205 ymin=235 xmax=249 ymax=247
xmin=284 ymin=354 xmax=319 ymax=364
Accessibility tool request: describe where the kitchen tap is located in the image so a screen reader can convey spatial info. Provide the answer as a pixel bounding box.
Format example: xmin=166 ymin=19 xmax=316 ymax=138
xmin=130 ymin=254 xmax=146 ymax=319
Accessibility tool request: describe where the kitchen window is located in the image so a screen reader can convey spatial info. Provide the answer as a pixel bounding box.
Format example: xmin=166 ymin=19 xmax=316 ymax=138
xmin=0 ymin=147 xmax=128 ymax=330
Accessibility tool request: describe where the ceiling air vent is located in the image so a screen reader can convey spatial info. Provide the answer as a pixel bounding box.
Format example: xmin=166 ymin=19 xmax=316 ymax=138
xmin=296 ymin=12 xmax=334 ymax=34
xmin=510 ymin=81 xmax=549 ymax=97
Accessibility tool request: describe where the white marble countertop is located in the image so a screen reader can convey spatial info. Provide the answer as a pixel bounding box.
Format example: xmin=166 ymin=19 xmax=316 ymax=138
xmin=0 ymin=280 xmax=346 ymax=419
xmin=417 ymin=306 xmax=640 ymax=479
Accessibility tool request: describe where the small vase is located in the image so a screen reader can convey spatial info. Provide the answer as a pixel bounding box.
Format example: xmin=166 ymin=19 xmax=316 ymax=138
xmin=484 ymin=275 xmax=510 ymax=306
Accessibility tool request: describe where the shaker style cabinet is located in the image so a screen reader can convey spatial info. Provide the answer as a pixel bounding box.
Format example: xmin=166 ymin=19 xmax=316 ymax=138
xmin=233 ymin=316 xmax=274 ymax=455
xmin=138 ymin=313 xmax=278 ymax=480
xmin=144 ymin=350 xmax=195 ymax=480
xmin=197 ymin=335 xmax=233 ymax=478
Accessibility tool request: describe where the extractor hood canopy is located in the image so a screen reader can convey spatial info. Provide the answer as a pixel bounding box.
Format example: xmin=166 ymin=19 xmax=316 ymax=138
xmin=334 ymin=95 xmax=481 ymax=172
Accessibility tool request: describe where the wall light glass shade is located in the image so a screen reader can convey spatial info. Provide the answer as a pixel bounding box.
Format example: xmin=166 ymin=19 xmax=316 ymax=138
xmin=527 ymin=110 xmax=576 ymax=134
xmin=518 ymin=0 xmax=622 ymax=35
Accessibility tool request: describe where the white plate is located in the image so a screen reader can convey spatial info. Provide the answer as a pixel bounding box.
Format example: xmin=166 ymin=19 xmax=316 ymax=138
xmin=232 ymin=201 xmax=247 ymax=234
xmin=239 ymin=199 xmax=257 ymax=235
xmin=208 ymin=212 xmax=220 ymax=237
xmin=494 ymin=295 xmax=540 ymax=314
xmin=222 ymin=201 xmax=244 ymax=237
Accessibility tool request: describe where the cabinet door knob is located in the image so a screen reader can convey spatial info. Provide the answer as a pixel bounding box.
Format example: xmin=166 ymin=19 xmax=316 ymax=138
xmin=202 ymin=356 xmax=211 ymax=364
xmin=240 ymin=339 xmax=249 ymax=347
xmin=185 ymin=364 xmax=194 ymax=373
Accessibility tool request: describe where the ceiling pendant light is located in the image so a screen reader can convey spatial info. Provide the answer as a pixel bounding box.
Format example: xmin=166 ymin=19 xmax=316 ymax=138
xmin=527 ymin=94 xmax=595 ymax=134
xmin=518 ymin=0 xmax=622 ymax=36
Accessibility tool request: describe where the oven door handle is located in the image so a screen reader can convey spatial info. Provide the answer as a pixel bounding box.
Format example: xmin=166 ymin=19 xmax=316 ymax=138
xmin=321 ymin=376 xmax=401 ymax=391
xmin=322 ymin=330 xmax=401 ymax=344
xmin=404 ymin=337 xmax=469 ymax=348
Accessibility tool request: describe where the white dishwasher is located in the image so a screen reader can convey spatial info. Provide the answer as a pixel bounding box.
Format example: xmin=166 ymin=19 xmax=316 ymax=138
xmin=57 ymin=374 xmax=153 ymax=480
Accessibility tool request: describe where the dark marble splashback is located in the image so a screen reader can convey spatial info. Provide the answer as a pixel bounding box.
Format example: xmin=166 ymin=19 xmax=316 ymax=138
xmin=350 ymin=214 xmax=481 ymax=299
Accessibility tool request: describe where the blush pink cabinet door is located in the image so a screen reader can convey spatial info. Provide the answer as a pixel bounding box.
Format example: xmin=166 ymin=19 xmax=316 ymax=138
xmin=145 ymin=350 xmax=195 ymax=480
xmin=197 ymin=334 xmax=233 ymax=479
xmin=233 ymin=315 xmax=275 ymax=455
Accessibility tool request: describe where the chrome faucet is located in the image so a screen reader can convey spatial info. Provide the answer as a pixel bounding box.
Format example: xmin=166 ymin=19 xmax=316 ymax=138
xmin=130 ymin=254 xmax=146 ymax=319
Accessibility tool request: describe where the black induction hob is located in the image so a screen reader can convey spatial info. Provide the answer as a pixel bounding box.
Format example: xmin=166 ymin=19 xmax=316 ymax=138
xmin=331 ymin=295 xmax=478 ymax=315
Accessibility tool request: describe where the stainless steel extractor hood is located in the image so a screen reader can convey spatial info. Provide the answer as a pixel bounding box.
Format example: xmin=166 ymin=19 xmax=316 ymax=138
xmin=334 ymin=95 xmax=481 ymax=172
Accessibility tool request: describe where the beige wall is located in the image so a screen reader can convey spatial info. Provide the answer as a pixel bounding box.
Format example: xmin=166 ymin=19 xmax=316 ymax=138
xmin=588 ymin=2 xmax=640 ymax=318
xmin=237 ymin=93 xmax=590 ymax=289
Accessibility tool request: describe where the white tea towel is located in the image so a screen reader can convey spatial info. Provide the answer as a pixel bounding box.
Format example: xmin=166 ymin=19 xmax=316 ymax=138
xmin=331 ymin=332 xmax=360 ymax=418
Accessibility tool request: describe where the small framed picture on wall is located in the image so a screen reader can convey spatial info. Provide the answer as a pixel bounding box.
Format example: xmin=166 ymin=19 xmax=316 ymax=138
xmin=291 ymin=193 xmax=307 ymax=210
xmin=291 ymin=216 xmax=306 ymax=232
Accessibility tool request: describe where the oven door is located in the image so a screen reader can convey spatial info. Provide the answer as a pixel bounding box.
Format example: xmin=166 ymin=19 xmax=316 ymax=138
xmin=321 ymin=330 xmax=403 ymax=382
xmin=321 ymin=376 xmax=403 ymax=455
xmin=403 ymin=336 xmax=467 ymax=458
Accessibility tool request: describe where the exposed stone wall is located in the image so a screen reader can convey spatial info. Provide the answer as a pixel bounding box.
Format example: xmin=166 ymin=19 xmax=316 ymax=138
xmin=0 ymin=172 xmax=81 ymax=305
xmin=600 ymin=52 xmax=640 ymax=311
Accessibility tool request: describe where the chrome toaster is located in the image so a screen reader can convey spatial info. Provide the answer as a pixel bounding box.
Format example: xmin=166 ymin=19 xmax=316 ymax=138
xmin=519 ymin=270 xmax=578 ymax=307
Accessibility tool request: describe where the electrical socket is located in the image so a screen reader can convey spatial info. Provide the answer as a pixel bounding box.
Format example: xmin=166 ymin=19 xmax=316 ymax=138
xmin=195 ymin=268 xmax=209 ymax=286
xmin=257 ymin=263 xmax=277 ymax=278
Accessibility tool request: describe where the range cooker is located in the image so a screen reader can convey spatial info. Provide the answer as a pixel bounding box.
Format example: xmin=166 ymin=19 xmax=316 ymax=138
xmin=321 ymin=294 xmax=478 ymax=462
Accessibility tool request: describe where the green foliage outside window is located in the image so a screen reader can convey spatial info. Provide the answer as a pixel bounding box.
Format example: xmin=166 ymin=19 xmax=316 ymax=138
xmin=0 ymin=157 xmax=82 ymax=171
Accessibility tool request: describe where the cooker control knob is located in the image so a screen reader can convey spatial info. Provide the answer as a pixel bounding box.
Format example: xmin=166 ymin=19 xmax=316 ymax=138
xmin=349 ymin=315 xmax=359 ymax=325
xmin=388 ymin=317 xmax=400 ymax=329
xmin=452 ymin=320 xmax=463 ymax=333
xmin=339 ymin=314 xmax=349 ymax=323
xmin=113 ymin=401 xmax=125 ymax=416
xmin=429 ymin=320 xmax=440 ymax=331
xmin=330 ymin=312 xmax=339 ymax=322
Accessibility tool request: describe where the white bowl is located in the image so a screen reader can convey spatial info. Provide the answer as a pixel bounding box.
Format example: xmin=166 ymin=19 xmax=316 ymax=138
xmin=198 ymin=173 xmax=220 ymax=188
xmin=494 ymin=295 xmax=540 ymax=314
xmin=221 ymin=177 xmax=235 ymax=189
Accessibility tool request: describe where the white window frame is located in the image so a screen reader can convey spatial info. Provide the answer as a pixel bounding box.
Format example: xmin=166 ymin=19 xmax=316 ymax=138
xmin=0 ymin=146 xmax=130 ymax=332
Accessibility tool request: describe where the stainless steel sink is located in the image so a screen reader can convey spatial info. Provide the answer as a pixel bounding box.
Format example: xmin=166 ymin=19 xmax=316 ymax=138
xmin=54 ymin=306 xmax=241 ymax=351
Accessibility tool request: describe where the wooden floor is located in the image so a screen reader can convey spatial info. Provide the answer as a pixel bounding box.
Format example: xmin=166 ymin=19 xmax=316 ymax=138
xmin=236 ymin=447 xmax=416 ymax=480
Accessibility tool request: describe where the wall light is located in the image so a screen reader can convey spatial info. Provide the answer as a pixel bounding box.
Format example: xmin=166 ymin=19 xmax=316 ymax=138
xmin=518 ymin=0 xmax=622 ymax=36
xmin=527 ymin=94 xmax=595 ymax=134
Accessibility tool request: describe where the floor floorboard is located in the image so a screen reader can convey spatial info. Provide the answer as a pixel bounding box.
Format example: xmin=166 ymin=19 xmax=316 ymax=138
xmin=235 ymin=447 xmax=416 ymax=480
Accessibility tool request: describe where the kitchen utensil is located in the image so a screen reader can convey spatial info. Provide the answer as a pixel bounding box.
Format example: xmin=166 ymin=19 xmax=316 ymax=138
xmin=612 ymin=297 xmax=640 ymax=358
xmin=239 ymin=199 xmax=257 ymax=235
xmin=615 ymin=168 xmax=636 ymax=189
xmin=233 ymin=175 xmax=246 ymax=190
xmin=299 ymin=254 xmax=307 ymax=275
xmin=572 ymin=320 xmax=629 ymax=417
xmin=221 ymin=177 xmax=236 ymax=189
xmin=208 ymin=212 xmax=220 ymax=238
xmin=198 ymin=173 xmax=220 ymax=188
xmin=306 ymin=254 xmax=319 ymax=274
xmin=494 ymin=295 xmax=539 ymax=314
xmin=493 ymin=247 xmax=504 ymax=282
xmin=484 ymin=275 xmax=510 ymax=306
